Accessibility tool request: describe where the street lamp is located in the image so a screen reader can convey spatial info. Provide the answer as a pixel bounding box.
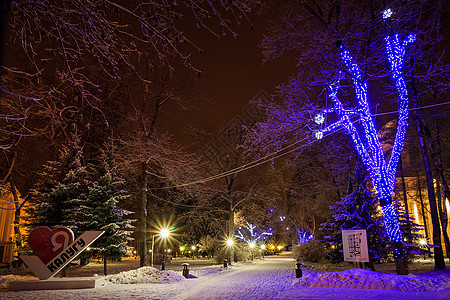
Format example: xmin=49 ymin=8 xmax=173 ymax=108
xmin=180 ymin=246 xmax=185 ymax=257
xmin=226 ymin=239 xmax=234 ymax=265
xmin=191 ymin=245 xmax=196 ymax=259
xmin=277 ymin=245 xmax=282 ymax=254
xmin=249 ymin=242 xmax=255 ymax=260
xmin=160 ymin=228 xmax=170 ymax=271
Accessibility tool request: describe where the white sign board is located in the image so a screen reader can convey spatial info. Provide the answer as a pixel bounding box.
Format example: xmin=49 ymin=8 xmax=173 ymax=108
xmin=342 ymin=229 xmax=369 ymax=262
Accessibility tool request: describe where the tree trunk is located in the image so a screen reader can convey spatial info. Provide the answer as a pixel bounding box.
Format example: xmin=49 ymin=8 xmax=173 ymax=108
xmin=10 ymin=180 xmax=23 ymax=249
xmin=103 ymin=255 xmax=107 ymax=275
xmin=139 ymin=162 xmax=148 ymax=267
xmin=399 ymin=156 xmax=411 ymax=239
xmin=428 ymin=127 xmax=450 ymax=258
xmin=416 ymin=173 xmax=430 ymax=240
xmin=228 ymin=204 xmax=234 ymax=263
xmin=411 ymin=77 xmax=446 ymax=270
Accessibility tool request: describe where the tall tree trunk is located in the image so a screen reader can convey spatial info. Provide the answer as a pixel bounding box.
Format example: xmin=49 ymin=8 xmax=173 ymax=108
xmin=103 ymin=254 xmax=108 ymax=275
xmin=10 ymin=180 xmax=23 ymax=249
xmin=435 ymin=181 xmax=449 ymax=258
xmin=139 ymin=162 xmax=148 ymax=267
xmin=429 ymin=127 xmax=450 ymax=258
xmin=228 ymin=199 xmax=234 ymax=263
xmin=416 ymin=173 xmax=430 ymax=241
xmin=399 ymin=156 xmax=411 ymax=239
xmin=411 ymin=76 xmax=446 ymax=270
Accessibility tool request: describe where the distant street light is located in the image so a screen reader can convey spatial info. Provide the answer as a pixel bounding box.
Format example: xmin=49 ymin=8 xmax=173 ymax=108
xmin=191 ymin=245 xmax=196 ymax=259
xmin=249 ymin=242 xmax=255 ymax=260
xmin=261 ymin=245 xmax=266 ymax=259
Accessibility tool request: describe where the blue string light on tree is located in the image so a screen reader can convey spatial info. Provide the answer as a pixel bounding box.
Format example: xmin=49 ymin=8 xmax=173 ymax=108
xmin=315 ymin=31 xmax=415 ymax=257
xmin=297 ymin=229 xmax=314 ymax=244
xmin=235 ymin=223 xmax=272 ymax=245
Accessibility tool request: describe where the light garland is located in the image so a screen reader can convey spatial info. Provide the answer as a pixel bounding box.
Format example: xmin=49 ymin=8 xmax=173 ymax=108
xmin=235 ymin=222 xmax=272 ymax=245
xmin=317 ymin=33 xmax=416 ymax=254
xmin=297 ymin=229 xmax=314 ymax=244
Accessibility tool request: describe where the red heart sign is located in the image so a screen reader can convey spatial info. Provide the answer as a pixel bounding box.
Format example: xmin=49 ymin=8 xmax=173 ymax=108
xmin=28 ymin=226 xmax=74 ymax=265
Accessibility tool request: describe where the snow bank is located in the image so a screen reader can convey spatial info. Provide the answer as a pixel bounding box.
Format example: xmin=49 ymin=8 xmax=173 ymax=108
xmin=295 ymin=268 xmax=450 ymax=291
xmin=103 ymin=266 xmax=186 ymax=284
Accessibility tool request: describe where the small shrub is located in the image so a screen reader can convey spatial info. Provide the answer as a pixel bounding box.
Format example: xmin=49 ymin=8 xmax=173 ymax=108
xmin=292 ymin=241 xmax=326 ymax=262
xmin=214 ymin=243 xmax=252 ymax=263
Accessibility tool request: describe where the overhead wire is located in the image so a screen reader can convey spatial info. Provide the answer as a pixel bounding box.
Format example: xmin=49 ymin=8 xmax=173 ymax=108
xmin=150 ymin=101 xmax=450 ymax=191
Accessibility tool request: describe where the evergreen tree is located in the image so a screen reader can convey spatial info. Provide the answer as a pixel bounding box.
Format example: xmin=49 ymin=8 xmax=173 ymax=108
xmin=321 ymin=175 xmax=390 ymax=267
xmin=25 ymin=133 xmax=89 ymax=235
xmin=81 ymin=145 xmax=134 ymax=274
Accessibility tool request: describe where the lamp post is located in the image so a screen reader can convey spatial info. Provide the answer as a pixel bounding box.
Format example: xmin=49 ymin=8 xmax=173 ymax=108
xmin=180 ymin=246 xmax=185 ymax=258
xmin=227 ymin=239 xmax=234 ymax=265
xmin=249 ymin=242 xmax=255 ymax=260
xmin=419 ymin=239 xmax=427 ymax=259
xmin=191 ymin=245 xmax=196 ymax=259
xmin=160 ymin=228 xmax=169 ymax=271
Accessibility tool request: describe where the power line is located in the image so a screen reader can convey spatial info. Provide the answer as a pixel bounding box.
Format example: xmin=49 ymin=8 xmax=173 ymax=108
xmin=151 ymin=131 xmax=333 ymax=190
xmin=150 ymin=101 xmax=450 ymax=191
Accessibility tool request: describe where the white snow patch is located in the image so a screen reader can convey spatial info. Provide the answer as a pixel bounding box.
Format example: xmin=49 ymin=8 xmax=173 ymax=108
xmin=103 ymin=266 xmax=186 ymax=284
xmin=295 ymin=268 xmax=450 ymax=291
xmin=190 ymin=265 xmax=233 ymax=277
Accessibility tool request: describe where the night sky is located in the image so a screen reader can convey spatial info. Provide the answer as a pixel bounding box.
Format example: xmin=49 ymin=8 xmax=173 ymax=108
xmin=181 ymin=12 xmax=297 ymax=131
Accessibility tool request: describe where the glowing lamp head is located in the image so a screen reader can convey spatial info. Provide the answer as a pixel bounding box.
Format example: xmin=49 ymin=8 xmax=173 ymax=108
xmin=160 ymin=229 xmax=170 ymax=238
xmin=191 ymin=245 xmax=196 ymax=250
xmin=277 ymin=246 xmax=282 ymax=250
xmin=419 ymin=239 xmax=426 ymax=246
xmin=227 ymin=239 xmax=234 ymax=246
xmin=261 ymin=245 xmax=266 ymax=250
xmin=249 ymin=242 xmax=255 ymax=249
xmin=180 ymin=246 xmax=185 ymax=251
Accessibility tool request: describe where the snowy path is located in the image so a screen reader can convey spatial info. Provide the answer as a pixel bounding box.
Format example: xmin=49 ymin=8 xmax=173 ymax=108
xmin=1 ymin=257 xmax=449 ymax=299
xmin=173 ymin=257 xmax=295 ymax=300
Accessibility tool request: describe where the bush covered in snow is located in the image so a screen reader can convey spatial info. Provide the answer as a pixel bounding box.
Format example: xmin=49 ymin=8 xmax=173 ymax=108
xmin=292 ymin=241 xmax=326 ymax=262
xmin=104 ymin=266 xmax=185 ymax=284
xmin=214 ymin=243 xmax=252 ymax=263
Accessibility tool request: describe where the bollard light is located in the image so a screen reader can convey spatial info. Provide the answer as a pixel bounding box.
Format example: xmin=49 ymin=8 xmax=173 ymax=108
xmin=295 ymin=261 xmax=303 ymax=278
xmin=182 ymin=263 xmax=190 ymax=278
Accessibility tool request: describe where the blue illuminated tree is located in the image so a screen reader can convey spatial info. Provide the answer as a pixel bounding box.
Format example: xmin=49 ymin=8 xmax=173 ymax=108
xmin=314 ymin=32 xmax=416 ymax=271
xmin=235 ymin=222 xmax=272 ymax=245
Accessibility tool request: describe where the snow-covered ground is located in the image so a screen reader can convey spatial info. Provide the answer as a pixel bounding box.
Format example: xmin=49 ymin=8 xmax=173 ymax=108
xmin=1 ymin=256 xmax=449 ymax=299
